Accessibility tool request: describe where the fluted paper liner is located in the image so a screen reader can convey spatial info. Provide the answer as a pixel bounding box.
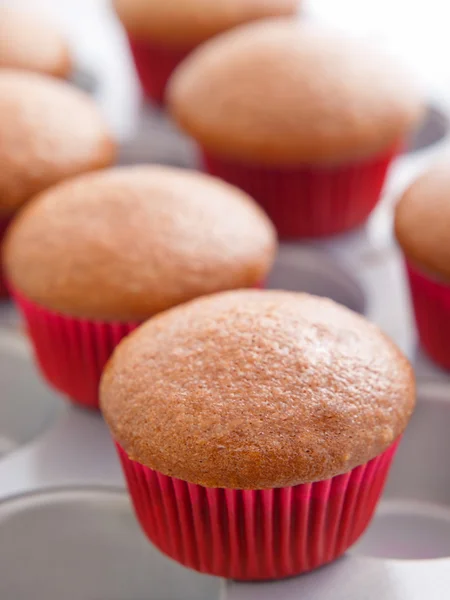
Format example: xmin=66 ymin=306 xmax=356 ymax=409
xmin=128 ymin=37 xmax=191 ymax=104
xmin=203 ymin=147 xmax=398 ymax=239
xmin=117 ymin=440 xmax=399 ymax=580
xmin=406 ymin=262 xmax=450 ymax=370
xmin=11 ymin=288 xmax=140 ymax=409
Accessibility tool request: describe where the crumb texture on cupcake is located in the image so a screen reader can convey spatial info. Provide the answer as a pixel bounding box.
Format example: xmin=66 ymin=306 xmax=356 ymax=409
xmin=101 ymin=290 xmax=415 ymax=489
xmin=168 ymin=19 xmax=424 ymax=165
xmin=0 ymin=70 xmax=115 ymax=217
xmin=114 ymin=0 xmax=299 ymax=46
xmin=395 ymin=163 xmax=450 ymax=282
xmin=0 ymin=8 xmax=71 ymax=77
xmin=3 ymin=166 xmax=276 ymax=321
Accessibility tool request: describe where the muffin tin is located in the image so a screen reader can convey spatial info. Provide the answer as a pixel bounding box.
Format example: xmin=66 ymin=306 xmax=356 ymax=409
xmin=1 ymin=129 xmax=449 ymax=597
xmin=2 ymin=5 xmax=450 ymax=600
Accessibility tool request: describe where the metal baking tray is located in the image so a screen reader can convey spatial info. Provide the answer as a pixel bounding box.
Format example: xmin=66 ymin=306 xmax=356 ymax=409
xmin=2 ymin=1 xmax=450 ymax=598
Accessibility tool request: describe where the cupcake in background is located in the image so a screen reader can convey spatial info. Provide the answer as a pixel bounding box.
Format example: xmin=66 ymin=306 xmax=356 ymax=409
xmin=168 ymin=19 xmax=424 ymax=239
xmin=0 ymin=69 xmax=115 ymax=297
xmin=113 ymin=0 xmax=299 ymax=105
xmin=395 ymin=163 xmax=450 ymax=370
xmin=0 ymin=7 xmax=72 ymax=78
xmin=3 ymin=166 xmax=276 ymax=409
xmin=101 ymin=289 xmax=415 ymax=580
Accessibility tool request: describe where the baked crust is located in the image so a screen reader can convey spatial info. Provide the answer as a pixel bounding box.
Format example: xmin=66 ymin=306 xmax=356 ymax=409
xmin=0 ymin=70 xmax=115 ymax=217
xmin=4 ymin=166 xmax=276 ymax=320
xmin=168 ymin=20 xmax=424 ymax=165
xmin=0 ymin=8 xmax=72 ymax=78
xmin=101 ymin=290 xmax=415 ymax=489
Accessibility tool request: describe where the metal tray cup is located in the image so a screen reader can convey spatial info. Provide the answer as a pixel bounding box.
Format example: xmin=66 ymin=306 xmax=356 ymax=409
xmin=267 ymin=245 xmax=366 ymax=315
xmin=406 ymin=105 xmax=449 ymax=155
xmin=0 ymin=332 xmax=61 ymax=460
xmin=70 ymin=66 xmax=98 ymax=95
xmin=118 ymin=102 xmax=198 ymax=169
xmin=0 ymin=488 xmax=223 ymax=600
xmin=0 ymin=300 xmax=21 ymax=332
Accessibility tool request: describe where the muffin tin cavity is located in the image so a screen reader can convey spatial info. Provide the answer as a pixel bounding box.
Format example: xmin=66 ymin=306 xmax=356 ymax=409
xmin=414 ymin=346 xmax=450 ymax=383
xmin=0 ymin=488 xmax=222 ymax=600
xmin=0 ymin=334 xmax=61 ymax=459
xmin=267 ymin=245 xmax=366 ymax=315
xmin=352 ymin=383 xmax=450 ymax=560
xmin=406 ymin=104 xmax=449 ymax=154
xmin=118 ymin=104 xmax=197 ymax=168
xmin=0 ymin=301 xmax=21 ymax=332
xmin=70 ymin=67 xmax=98 ymax=95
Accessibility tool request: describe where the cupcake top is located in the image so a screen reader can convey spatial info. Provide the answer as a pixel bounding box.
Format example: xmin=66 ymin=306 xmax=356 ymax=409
xmin=395 ymin=163 xmax=450 ymax=281
xmin=113 ymin=0 xmax=298 ymax=47
xmin=0 ymin=70 xmax=115 ymax=217
xmin=101 ymin=290 xmax=415 ymax=489
xmin=168 ymin=19 xmax=424 ymax=166
xmin=4 ymin=166 xmax=276 ymax=321
xmin=0 ymin=8 xmax=71 ymax=78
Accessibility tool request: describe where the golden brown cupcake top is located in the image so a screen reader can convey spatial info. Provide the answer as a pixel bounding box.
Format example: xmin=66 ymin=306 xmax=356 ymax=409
xmin=4 ymin=166 xmax=276 ymax=321
xmin=101 ymin=290 xmax=415 ymax=489
xmin=0 ymin=8 xmax=71 ymax=78
xmin=114 ymin=0 xmax=298 ymax=47
xmin=395 ymin=162 xmax=450 ymax=281
xmin=168 ymin=19 xmax=424 ymax=166
xmin=0 ymin=70 xmax=115 ymax=217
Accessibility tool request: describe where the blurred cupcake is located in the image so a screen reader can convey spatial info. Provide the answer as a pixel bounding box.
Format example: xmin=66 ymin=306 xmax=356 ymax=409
xmin=113 ymin=0 xmax=299 ymax=104
xmin=101 ymin=289 xmax=415 ymax=580
xmin=168 ymin=19 xmax=424 ymax=238
xmin=395 ymin=163 xmax=450 ymax=369
xmin=0 ymin=7 xmax=72 ymax=78
xmin=0 ymin=70 xmax=115 ymax=297
xmin=3 ymin=166 xmax=276 ymax=409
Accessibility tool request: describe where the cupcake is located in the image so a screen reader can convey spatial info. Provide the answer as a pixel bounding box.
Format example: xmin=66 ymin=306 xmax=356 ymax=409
xmin=168 ymin=19 xmax=424 ymax=238
xmin=395 ymin=163 xmax=450 ymax=369
xmin=0 ymin=70 xmax=115 ymax=297
xmin=113 ymin=0 xmax=299 ymax=104
xmin=0 ymin=8 xmax=72 ymax=78
xmin=3 ymin=166 xmax=276 ymax=409
xmin=101 ymin=289 xmax=415 ymax=580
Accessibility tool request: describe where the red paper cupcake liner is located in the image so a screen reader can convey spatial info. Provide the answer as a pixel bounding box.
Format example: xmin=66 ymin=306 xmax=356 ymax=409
xmin=406 ymin=262 xmax=450 ymax=370
xmin=0 ymin=216 xmax=12 ymax=298
xmin=117 ymin=440 xmax=399 ymax=580
xmin=10 ymin=288 xmax=140 ymax=409
xmin=128 ymin=37 xmax=192 ymax=105
xmin=202 ymin=148 xmax=398 ymax=239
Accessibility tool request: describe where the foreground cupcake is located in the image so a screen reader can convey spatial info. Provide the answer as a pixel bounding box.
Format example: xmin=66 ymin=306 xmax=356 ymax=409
xmin=101 ymin=290 xmax=415 ymax=580
xmin=0 ymin=7 xmax=72 ymax=78
xmin=3 ymin=166 xmax=276 ymax=409
xmin=113 ymin=0 xmax=298 ymax=104
xmin=168 ymin=19 xmax=424 ymax=238
xmin=0 ymin=69 xmax=115 ymax=296
xmin=395 ymin=163 xmax=450 ymax=369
